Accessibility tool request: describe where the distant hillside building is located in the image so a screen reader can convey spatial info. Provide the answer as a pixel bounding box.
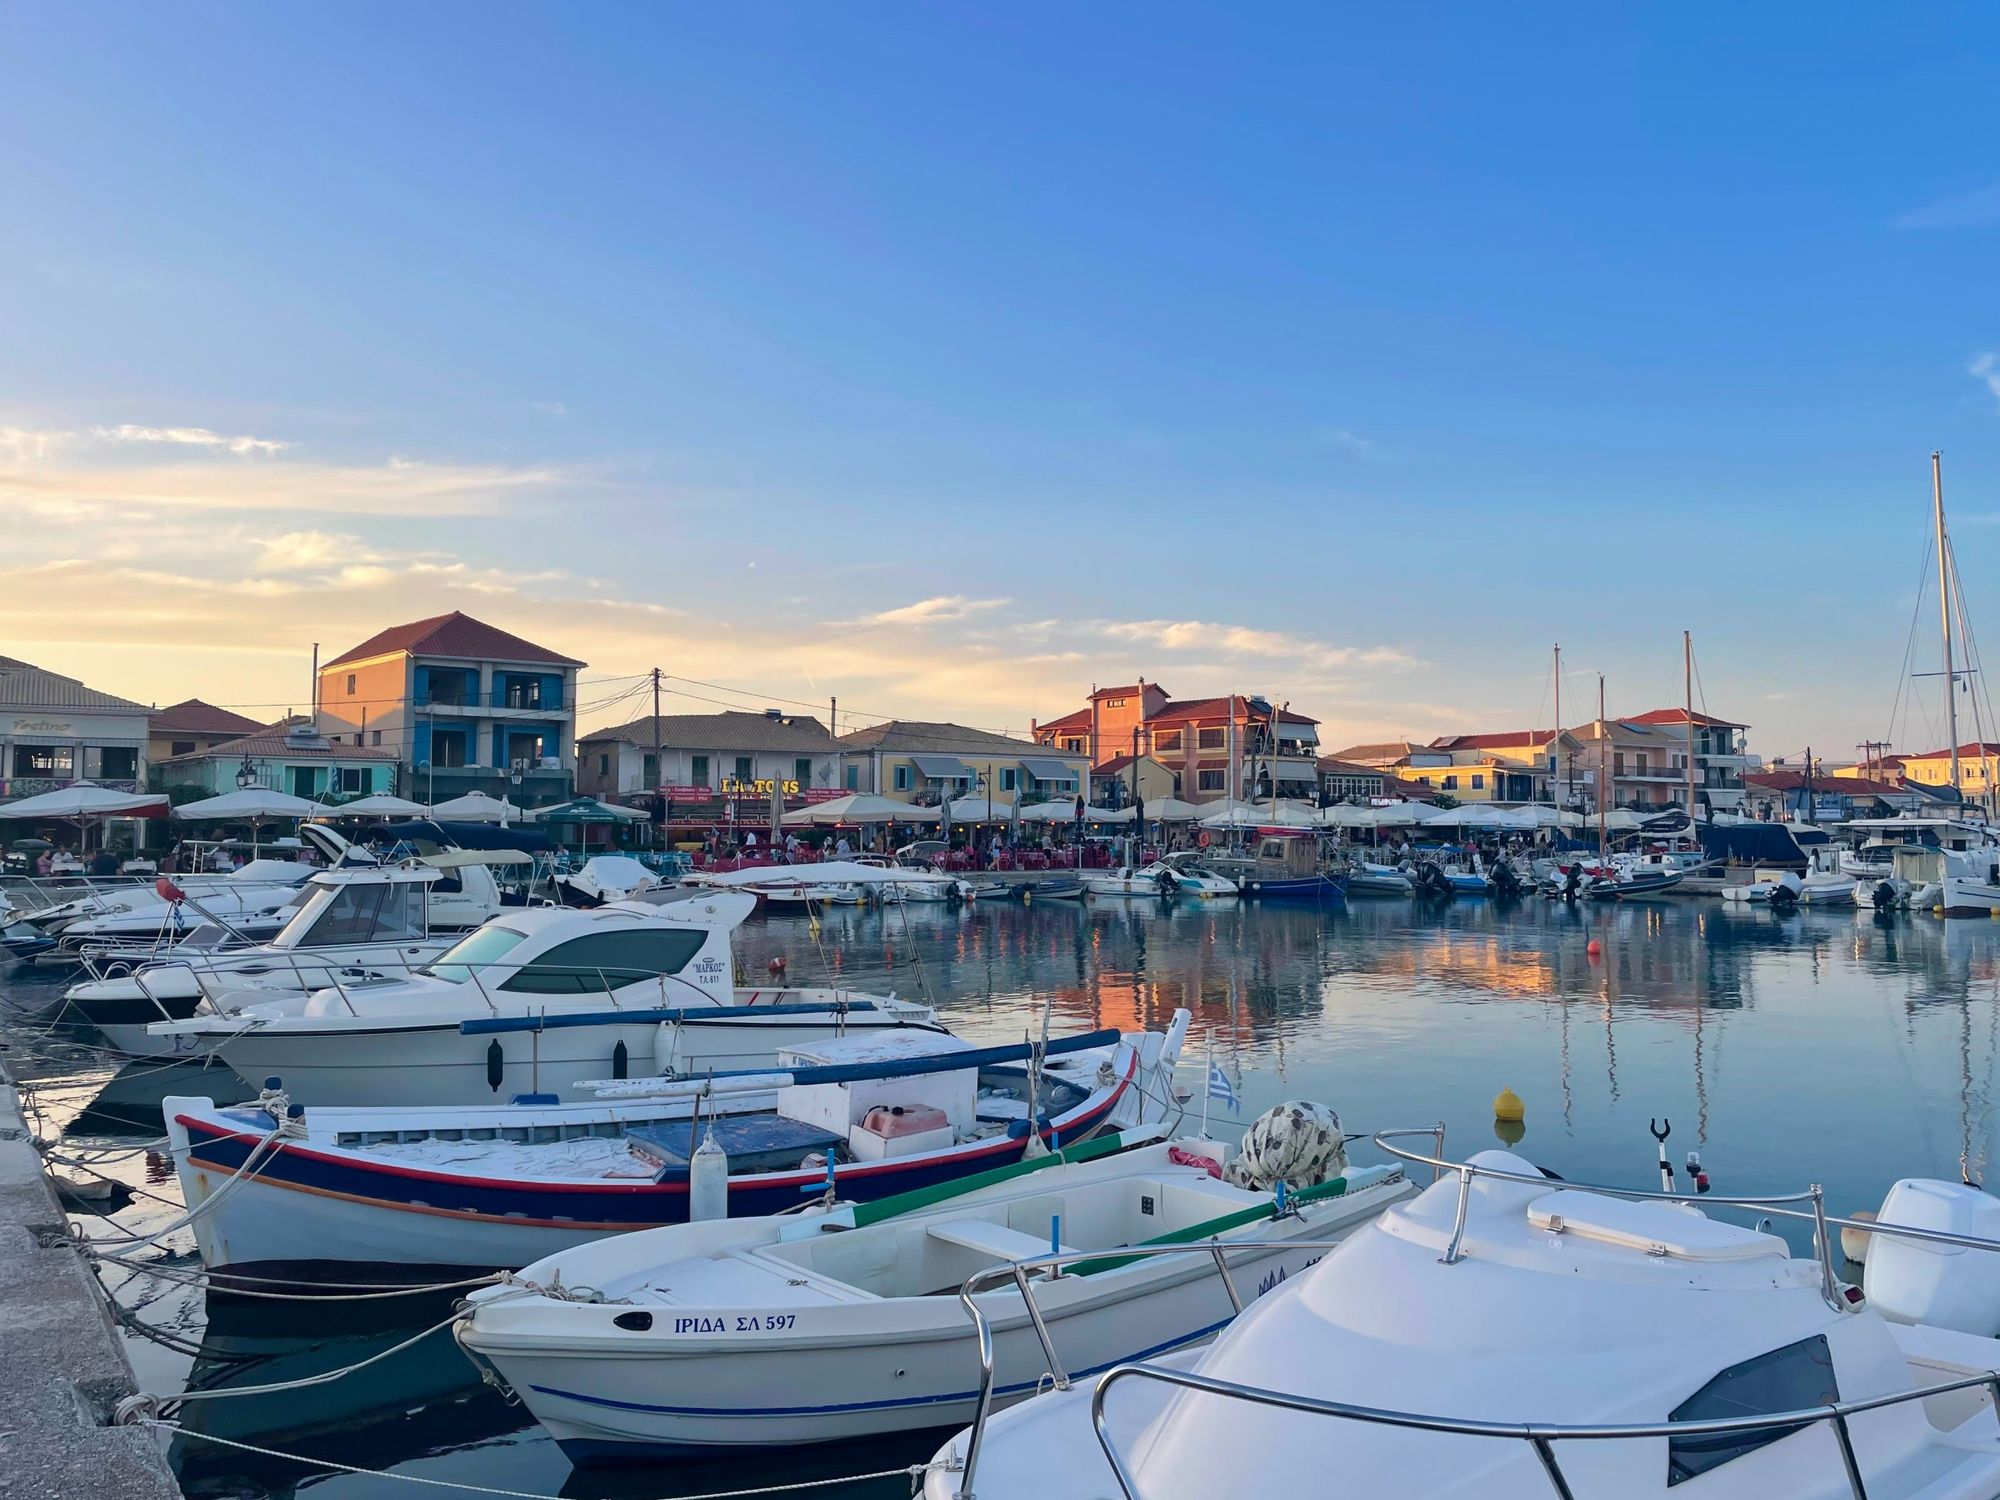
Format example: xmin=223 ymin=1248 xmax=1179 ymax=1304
xmin=315 ymin=611 xmax=584 ymax=807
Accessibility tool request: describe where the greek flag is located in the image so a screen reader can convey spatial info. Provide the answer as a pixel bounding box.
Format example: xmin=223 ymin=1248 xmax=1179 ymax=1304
xmin=1206 ymin=1059 xmax=1240 ymax=1115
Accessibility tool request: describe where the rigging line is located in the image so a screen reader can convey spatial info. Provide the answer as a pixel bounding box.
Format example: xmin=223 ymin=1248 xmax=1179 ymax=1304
xmin=1886 ymin=535 xmax=1936 ymax=762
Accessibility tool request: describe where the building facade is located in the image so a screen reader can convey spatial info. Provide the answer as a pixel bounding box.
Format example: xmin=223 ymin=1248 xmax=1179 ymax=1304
xmin=1033 ymin=685 xmax=1320 ymax=803
xmin=0 ymin=656 xmax=152 ymax=801
xmin=1092 ymin=754 xmax=1180 ymax=807
xmin=148 ymin=699 xmax=262 ymax=765
xmin=1623 ymin=709 xmax=1753 ymax=812
xmin=1899 ymin=743 xmax=2000 ymax=800
xmin=576 ymin=710 xmax=843 ymax=824
xmin=1316 ymin=757 xmax=1391 ymax=803
xmin=838 ymin=721 xmax=1090 ymax=808
xmin=315 ymin=611 xmax=583 ymax=807
xmin=153 ymin=717 xmax=400 ymax=800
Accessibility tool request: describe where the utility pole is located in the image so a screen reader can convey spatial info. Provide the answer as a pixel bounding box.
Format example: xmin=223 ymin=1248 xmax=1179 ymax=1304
xmin=652 ymin=667 xmax=664 ymax=842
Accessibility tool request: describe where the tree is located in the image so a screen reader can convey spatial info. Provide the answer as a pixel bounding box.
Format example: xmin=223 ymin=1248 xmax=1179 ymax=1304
xmin=1428 ymin=792 xmax=1461 ymax=809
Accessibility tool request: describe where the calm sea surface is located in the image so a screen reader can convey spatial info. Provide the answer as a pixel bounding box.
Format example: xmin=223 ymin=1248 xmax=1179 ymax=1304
xmin=8 ymin=894 xmax=2000 ymax=1498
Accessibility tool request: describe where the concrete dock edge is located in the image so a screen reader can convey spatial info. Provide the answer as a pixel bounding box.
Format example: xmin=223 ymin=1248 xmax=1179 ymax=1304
xmin=0 ymin=1068 xmax=182 ymax=1500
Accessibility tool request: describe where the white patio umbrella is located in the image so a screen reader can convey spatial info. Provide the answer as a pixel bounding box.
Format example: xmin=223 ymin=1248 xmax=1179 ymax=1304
xmin=1018 ymin=800 xmax=1117 ymax=822
xmin=174 ymin=787 xmax=330 ymax=854
xmin=1368 ymin=801 xmax=1444 ymax=828
xmin=1134 ymin=797 xmax=1203 ymax=823
xmin=427 ymin=790 xmax=520 ymax=824
xmin=318 ymin=792 xmax=430 ymax=818
xmin=0 ymin=782 xmax=168 ymax=819
xmin=1316 ymin=804 xmax=1376 ymax=829
xmin=777 ymin=794 xmax=940 ymax=827
xmin=940 ymin=796 xmax=1016 ymax=824
xmin=0 ymin=781 xmax=169 ymax=855
xmin=1603 ymin=808 xmax=1646 ymax=832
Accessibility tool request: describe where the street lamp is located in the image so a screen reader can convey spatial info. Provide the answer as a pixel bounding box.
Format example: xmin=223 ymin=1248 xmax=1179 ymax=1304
xmin=234 ymin=755 xmax=257 ymax=790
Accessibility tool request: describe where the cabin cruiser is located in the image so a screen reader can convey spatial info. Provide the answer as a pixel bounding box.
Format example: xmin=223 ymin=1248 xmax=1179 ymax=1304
xmin=147 ymin=891 xmax=942 ymax=1107
xmin=1200 ymin=834 xmax=1344 ymax=902
xmin=168 ymin=1014 xmax=1191 ymax=1276
xmin=64 ymin=853 xmax=515 ymax=1058
xmin=926 ymin=1138 xmax=2000 ymax=1500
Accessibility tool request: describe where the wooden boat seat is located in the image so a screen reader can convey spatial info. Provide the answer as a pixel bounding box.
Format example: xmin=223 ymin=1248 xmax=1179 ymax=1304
xmin=925 ymin=1217 xmax=1073 ymax=1263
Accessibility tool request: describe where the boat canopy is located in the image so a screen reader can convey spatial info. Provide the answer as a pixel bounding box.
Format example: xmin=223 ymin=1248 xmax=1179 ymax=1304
xmin=1699 ymin=823 xmax=1810 ymax=866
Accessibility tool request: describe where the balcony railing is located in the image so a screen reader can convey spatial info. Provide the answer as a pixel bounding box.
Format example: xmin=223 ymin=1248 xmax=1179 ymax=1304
xmin=413 ymin=691 xmax=568 ymax=712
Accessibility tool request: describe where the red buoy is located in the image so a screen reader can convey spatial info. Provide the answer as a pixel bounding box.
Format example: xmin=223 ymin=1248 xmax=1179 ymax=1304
xmin=1586 ymin=938 xmax=1603 ymax=957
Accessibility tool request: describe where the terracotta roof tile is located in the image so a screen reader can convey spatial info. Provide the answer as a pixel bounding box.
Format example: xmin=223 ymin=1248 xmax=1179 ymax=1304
xmin=149 ymin=699 xmax=263 ymax=737
xmin=323 ymin=611 xmax=583 ymax=670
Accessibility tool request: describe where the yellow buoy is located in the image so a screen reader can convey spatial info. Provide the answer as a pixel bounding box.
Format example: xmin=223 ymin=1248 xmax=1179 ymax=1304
xmin=1493 ymin=1087 xmax=1525 ymax=1124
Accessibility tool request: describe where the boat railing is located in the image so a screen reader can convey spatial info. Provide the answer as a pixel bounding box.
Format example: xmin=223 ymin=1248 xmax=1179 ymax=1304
xmin=1083 ymin=1356 xmax=2000 ymax=1500
xmin=945 ymin=1126 xmax=2000 ymax=1499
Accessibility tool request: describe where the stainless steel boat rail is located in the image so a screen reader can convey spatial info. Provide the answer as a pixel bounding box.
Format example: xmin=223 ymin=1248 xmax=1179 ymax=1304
xmin=951 ymin=1226 xmax=1381 ymax=1498
xmin=1084 ymin=1358 xmax=2000 ymax=1500
xmin=947 ymin=1127 xmax=2000 ymax=1498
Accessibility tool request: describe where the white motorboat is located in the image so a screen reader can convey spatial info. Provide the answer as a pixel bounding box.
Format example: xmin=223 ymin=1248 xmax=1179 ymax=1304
xmin=1341 ymin=862 xmax=1414 ymax=897
xmin=1719 ymin=869 xmax=1805 ymax=906
xmin=64 ymin=854 xmax=514 ymax=1059
xmin=455 ymin=1120 xmax=1408 ymax=1459
xmin=1154 ymin=853 xmax=1240 ymax=898
xmin=28 ymin=858 xmax=321 ymax=956
xmin=1797 ymin=845 xmax=1858 ymax=906
xmin=757 ymin=882 xmax=864 ymax=908
xmin=699 ymin=860 xmax=954 ymax=910
xmin=146 ymin=893 xmax=941 ymax=1107
xmin=1081 ymin=865 xmax=1178 ymax=898
xmin=926 ymin=1136 xmax=2000 ymax=1500
xmin=166 ymin=1015 xmax=1186 ymax=1273
xmin=851 ymin=854 xmax=960 ymax=903
xmin=552 ymin=854 xmax=665 ymax=907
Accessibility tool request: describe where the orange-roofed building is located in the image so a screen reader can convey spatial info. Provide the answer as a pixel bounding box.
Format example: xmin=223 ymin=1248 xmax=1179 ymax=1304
xmin=1033 ymin=681 xmax=1319 ymax=802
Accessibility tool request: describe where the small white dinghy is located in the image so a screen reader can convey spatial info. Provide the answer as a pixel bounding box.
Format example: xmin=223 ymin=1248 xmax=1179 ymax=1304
xmin=455 ymin=1111 xmax=1410 ymax=1460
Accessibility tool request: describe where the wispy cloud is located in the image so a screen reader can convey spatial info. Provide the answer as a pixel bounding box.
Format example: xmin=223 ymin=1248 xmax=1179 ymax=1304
xmin=1317 ymin=426 xmax=1384 ymax=461
xmin=96 ymin=423 xmax=291 ymax=455
xmin=1895 ymin=184 xmax=2000 ymax=231
xmin=1973 ymin=352 xmax=2000 ymax=409
xmin=860 ymin=595 xmax=1011 ymax=626
xmin=529 ymin=401 xmax=568 ymax=417
xmin=1093 ymin=617 xmax=1415 ymax=672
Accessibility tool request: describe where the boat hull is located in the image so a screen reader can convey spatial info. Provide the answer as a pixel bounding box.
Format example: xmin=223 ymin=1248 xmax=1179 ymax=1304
xmin=195 ymin=1010 xmax=948 ymax=1109
xmin=1235 ymin=875 xmax=1345 ymax=902
xmin=164 ymin=1066 xmax=1133 ymax=1271
xmin=1941 ymin=876 xmax=2000 ymax=918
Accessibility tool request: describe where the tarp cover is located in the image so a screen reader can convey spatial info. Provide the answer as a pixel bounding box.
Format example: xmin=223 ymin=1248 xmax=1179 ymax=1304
xmin=1699 ymin=823 xmax=1808 ymax=866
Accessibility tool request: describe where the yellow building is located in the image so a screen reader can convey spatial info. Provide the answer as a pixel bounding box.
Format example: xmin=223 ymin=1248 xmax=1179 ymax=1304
xmin=1900 ymin=744 xmax=2000 ymax=795
xmin=835 ymin=720 xmax=1090 ymax=809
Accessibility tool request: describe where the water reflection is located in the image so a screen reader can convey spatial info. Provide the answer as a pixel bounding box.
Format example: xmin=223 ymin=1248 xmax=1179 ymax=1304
xmin=11 ymin=896 xmax=2000 ymax=1498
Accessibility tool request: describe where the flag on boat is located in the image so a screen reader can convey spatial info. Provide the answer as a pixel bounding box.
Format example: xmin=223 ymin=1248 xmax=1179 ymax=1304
xmin=1206 ymin=1059 xmax=1240 ymax=1115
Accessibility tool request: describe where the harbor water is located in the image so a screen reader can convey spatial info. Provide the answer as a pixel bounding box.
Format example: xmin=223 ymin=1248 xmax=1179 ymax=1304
xmin=7 ymin=893 xmax=2000 ymax=1498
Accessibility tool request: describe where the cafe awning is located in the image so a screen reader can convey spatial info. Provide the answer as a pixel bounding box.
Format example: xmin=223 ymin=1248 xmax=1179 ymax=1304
xmin=1020 ymin=757 xmax=1079 ymax=783
xmin=911 ymin=755 xmax=973 ymax=780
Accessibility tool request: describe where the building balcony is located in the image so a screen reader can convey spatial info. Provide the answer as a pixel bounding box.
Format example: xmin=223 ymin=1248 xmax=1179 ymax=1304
xmin=414 ymin=692 xmax=569 ymax=715
xmin=2 ymin=777 xmax=142 ymax=800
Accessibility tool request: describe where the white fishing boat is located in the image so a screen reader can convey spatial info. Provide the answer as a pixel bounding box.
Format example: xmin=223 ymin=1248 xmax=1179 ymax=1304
xmin=165 ymin=1015 xmax=1188 ymax=1272
xmin=64 ymin=854 xmax=515 ymax=1059
xmin=455 ymin=1114 xmax=1408 ymax=1459
xmin=1796 ymin=845 xmax=1858 ymax=906
xmin=147 ymin=893 xmax=941 ymax=1106
xmin=925 ymin=1133 xmax=2000 ymax=1500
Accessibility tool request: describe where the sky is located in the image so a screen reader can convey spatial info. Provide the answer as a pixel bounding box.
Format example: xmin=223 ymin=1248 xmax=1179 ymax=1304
xmin=5 ymin=5 xmax=2000 ymax=762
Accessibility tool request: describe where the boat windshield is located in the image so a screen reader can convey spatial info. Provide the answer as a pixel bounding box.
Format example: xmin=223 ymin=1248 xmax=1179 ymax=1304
xmin=285 ymin=881 xmax=426 ymax=948
xmin=421 ymin=925 xmax=530 ymax=983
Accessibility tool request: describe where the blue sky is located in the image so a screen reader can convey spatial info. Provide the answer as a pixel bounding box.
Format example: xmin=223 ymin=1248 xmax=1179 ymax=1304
xmin=4 ymin=5 xmax=2000 ymax=760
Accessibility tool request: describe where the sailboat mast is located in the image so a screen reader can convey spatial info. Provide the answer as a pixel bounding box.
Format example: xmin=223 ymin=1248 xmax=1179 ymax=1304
xmin=1553 ymin=643 xmax=1563 ymax=813
xmin=1684 ymin=630 xmax=1698 ymax=821
xmin=1598 ymin=673 xmax=1608 ymax=860
xmin=1938 ymin=451 xmax=1963 ymax=794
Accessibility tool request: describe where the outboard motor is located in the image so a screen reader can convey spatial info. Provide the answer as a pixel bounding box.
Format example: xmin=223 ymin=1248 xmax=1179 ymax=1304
xmin=1155 ymin=868 xmax=1177 ymax=897
xmin=1874 ymin=880 xmax=1898 ymax=910
xmin=1561 ymin=862 xmax=1583 ymax=902
xmin=1490 ymin=860 xmax=1523 ymax=899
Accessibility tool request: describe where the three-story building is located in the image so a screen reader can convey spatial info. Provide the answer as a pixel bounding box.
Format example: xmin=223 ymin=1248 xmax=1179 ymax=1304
xmin=315 ymin=611 xmax=584 ymax=807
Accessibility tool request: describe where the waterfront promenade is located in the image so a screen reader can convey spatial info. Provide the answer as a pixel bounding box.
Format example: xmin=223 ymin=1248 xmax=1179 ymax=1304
xmin=0 ymin=1067 xmax=181 ymax=1500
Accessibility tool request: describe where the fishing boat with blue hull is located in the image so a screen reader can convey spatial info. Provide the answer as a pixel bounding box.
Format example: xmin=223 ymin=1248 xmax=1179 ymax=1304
xmin=162 ymin=1012 xmax=1191 ymax=1275
xmin=1204 ymin=833 xmax=1346 ymax=904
